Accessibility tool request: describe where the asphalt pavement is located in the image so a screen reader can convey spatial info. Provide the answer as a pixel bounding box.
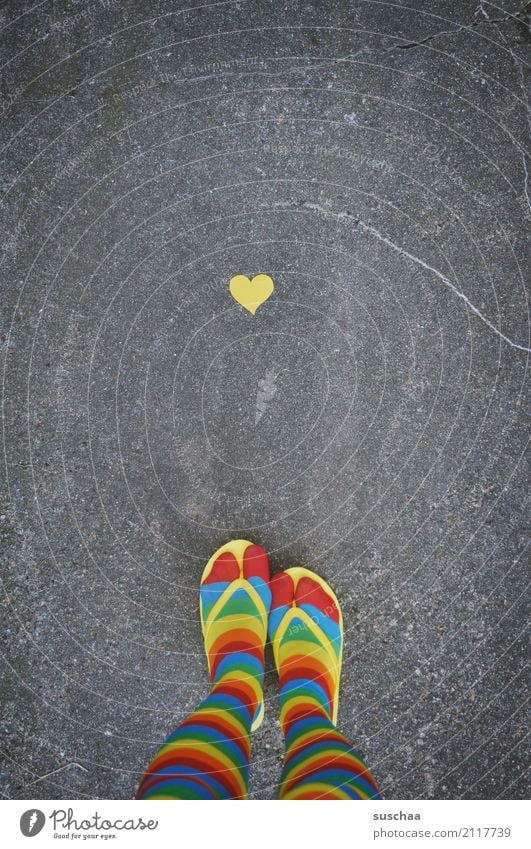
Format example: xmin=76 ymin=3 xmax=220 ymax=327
xmin=0 ymin=0 xmax=529 ymax=799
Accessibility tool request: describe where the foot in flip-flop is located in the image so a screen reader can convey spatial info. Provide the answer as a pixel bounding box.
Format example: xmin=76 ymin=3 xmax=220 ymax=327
xmin=268 ymin=567 xmax=343 ymax=730
xmin=200 ymin=540 xmax=271 ymax=731
xmin=269 ymin=567 xmax=381 ymax=799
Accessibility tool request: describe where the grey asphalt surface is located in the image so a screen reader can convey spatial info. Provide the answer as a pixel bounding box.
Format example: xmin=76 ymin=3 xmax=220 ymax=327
xmin=0 ymin=0 xmax=529 ymax=801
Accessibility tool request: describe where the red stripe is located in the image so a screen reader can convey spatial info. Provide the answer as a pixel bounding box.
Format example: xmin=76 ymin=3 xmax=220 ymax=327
xmin=283 ymin=755 xmax=379 ymax=794
xmin=215 ymin=681 xmax=257 ymax=717
xmin=202 ymin=552 xmax=239 ymax=584
xmin=138 ymin=769 xmax=222 ymax=799
xmin=140 ymin=749 xmax=243 ymax=798
xmin=242 ymin=544 xmax=269 ymax=581
xmin=279 ymin=663 xmax=333 ymax=705
xmin=179 ymin=714 xmax=251 ymax=759
xmin=209 ymin=628 xmax=261 ymax=655
xmin=210 ymin=642 xmax=264 ymax=678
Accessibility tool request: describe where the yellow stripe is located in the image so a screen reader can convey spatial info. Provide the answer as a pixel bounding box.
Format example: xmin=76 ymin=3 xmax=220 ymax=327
xmin=279 ymin=694 xmax=328 ymax=724
xmin=157 ymin=738 xmax=246 ymax=777
xmin=203 ymin=579 xmax=268 ymax=640
xmin=282 ymin=781 xmax=352 ymax=800
xmin=284 ymin=748 xmax=369 ymax=780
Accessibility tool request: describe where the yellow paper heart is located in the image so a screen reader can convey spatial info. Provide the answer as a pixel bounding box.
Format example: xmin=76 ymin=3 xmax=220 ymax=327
xmin=229 ymin=274 xmax=274 ymax=315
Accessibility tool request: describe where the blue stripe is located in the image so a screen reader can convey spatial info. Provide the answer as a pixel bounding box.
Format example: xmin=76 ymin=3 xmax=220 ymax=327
xmin=289 ymin=768 xmax=380 ymax=799
xmin=168 ymin=722 xmax=249 ymax=763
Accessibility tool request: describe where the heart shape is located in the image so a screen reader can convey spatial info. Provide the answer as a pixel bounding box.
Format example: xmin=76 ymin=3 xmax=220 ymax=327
xmin=229 ymin=274 xmax=274 ymax=315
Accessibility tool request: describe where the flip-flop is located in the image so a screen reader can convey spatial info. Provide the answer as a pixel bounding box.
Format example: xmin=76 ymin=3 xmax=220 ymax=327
xmin=200 ymin=539 xmax=271 ymax=732
xmin=268 ymin=566 xmax=343 ymax=725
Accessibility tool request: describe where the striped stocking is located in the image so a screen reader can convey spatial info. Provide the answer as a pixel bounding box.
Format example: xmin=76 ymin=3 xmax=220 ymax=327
xmin=136 ymin=543 xmax=270 ymax=800
xmin=270 ymin=570 xmax=381 ymax=800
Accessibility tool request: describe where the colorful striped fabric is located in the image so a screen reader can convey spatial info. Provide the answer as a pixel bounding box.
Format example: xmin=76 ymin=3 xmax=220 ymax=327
xmin=136 ymin=545 xmax=380 ymax=800
xmin=136 ymin=542 xmax=271 ymax=800
xmin=269 ymin=570 xmax=381 ymax=800
xmin=135 ymin=689 xmax=253 ymax=799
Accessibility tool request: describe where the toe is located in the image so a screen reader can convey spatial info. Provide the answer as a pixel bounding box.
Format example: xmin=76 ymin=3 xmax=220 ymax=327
xmin=295 ymin=576 xmax=340 ymax=623
xmin=242 ymin=544 xmax=270 ymax=582
xmin=271 ymin=571 xmax=294 ymax=609
xmin=203 ymin=551 xmax=240 ymax=584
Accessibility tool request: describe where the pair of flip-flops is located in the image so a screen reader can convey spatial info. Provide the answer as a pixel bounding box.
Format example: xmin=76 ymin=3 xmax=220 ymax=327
xmin=200 ymin=540 xmax=343 ymax=731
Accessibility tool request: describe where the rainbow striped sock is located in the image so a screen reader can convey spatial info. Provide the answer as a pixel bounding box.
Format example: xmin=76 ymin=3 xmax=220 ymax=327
xmin=270 ymin=572 xmax=381 ymax=800
xmin=136 ymin=544 xmax=270 ymax=800
xmin=135 ymin=686 xmax=254 ymax=799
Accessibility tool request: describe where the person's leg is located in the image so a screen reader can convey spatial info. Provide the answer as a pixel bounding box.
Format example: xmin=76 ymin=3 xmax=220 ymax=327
xmin=136 ymin=541 xmax=271 ymax=800
xmin=269 ymin=570 xmax=381 ymax=800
